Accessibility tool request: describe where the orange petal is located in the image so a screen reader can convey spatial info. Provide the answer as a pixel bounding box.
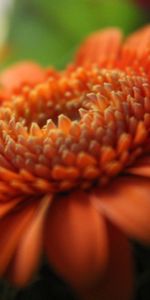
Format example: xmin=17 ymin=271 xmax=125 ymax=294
xmin=80 ymin=221 xmax=134 ymax=300
xmin=126 ymin=155 xmax=150 ymax=177
xmin=0 ymin=61 xmax=46 ymax=93
xmin=6 ymin=195 xmax=52 ymax=286
xmin=0 ymin=197 xmax=22 ymax=218
xmin=126 ymin=165 xmax=150 ymax=177
xmin=124 ymin=25 xmax=150 ymax=56
xmin=91 ymin=176 xmax=150 ymax=244
xmin=0 ymin=201 xmax=38 ymax=276
xmin=75 ymin=28 xmax=122 ymax=67
xmin=44 ymin=191 xmax=108 ymax=290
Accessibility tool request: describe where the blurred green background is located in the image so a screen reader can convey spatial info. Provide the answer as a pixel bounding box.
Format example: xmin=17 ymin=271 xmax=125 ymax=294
xmin=1 ymin=0 xmax=150 ymax=69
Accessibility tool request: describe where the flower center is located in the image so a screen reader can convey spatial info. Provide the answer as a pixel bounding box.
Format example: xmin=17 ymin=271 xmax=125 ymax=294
xmin=0 ymin=67 xmax=149 ymax=200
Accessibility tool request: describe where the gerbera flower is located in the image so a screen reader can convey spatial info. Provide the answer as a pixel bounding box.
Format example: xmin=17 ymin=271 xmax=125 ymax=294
xmin=0 ymin=26 xmax=150 ymax=300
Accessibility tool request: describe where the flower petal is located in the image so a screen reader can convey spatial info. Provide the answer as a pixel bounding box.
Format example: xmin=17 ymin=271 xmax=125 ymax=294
xmin=124 ymin=25 xmax=150 ymax=56
xmin=75 ymin=28 xmax=122 ymax=67
xmin=80 ymin=221 xmax=134 ymax=300
xmin=127 ymin=165 xmax=150 ymax=177
xmin=0 ymin=61 xmax=46 ymax=93
xmin=0 ymin=202 xmax=38 ymax=276
xmin=6 ymin=195 xmax=52 ymax=286
xmin=126 ymin=155 xmax=150 ymax=177
xmin=91 ymin=176 xmax=150 ymax=244
xmin=0 ymin=197 xmax=22 ymax=218
xmin=126 ymin=156 xmax=150 ymax=178
xmin=44 ymin=191 xmax=108 ymax=290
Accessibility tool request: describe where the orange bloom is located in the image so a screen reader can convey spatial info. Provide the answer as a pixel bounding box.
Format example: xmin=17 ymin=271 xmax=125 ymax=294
xmin=0 ymin=26 xmax=150 ymax=300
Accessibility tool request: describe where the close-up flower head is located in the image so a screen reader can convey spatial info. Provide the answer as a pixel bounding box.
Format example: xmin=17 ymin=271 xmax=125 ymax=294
xmin=0 ymin=0 xmax=150 ymax=300
xmin=0 ymin=24 xmax=150 ymax=300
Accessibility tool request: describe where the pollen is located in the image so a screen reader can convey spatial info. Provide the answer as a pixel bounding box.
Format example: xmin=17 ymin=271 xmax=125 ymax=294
xmin=0 ymin=66 xmax=150 ymax=199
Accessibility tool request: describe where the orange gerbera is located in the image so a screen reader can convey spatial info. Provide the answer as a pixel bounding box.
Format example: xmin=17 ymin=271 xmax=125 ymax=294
xmin=0 ymin=26 xmax=150 ymax=300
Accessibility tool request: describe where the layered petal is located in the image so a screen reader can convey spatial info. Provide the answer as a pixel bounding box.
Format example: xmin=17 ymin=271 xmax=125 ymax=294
xmin=0 ymin=197 xmax=22 ymax=218
xmin=124 ymin=25 xmax=150 ymax=57
xmin=44 ymin=191 xmax=108 ymax=290
xmin=118 ymin=26 xmax=150 ymax=74
xmin=126 ymin=155 xmax=150 ymax=177
xmin=6 ymin=194 xmax=52 ymax=286
xmin=80 ymin=221 xmax=134 ymax=300
xmin=91 ymin=175 xmax=150 ymax=244
xmin=0 ymin=201 xmax=38 ymax=276
xmin=0 ymin=61 xmax=46 ymax=95
xmin=75 ymin=28 xmax=122 ymax=67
